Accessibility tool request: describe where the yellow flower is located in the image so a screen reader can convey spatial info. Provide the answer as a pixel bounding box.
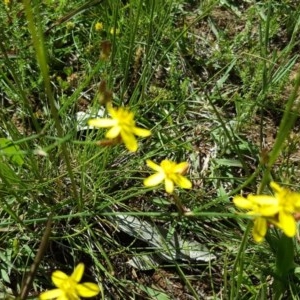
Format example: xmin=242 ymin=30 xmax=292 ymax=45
xmin=88 ymin=105 xmax=151 ymax=152
xmin=109 ymin=27 xmax=120 ymax=35
xmin=95 ymin=22 xmax=104 ymax=31
xmin=39 ymin=263 xmax=100 ymax=300
xmin=233 ymin=182 xmax=300 ymax=242
xmin=66 ymin=22 xmax=75 ymax=30
xmin=252 ymin=217 xmax=268 ymax=243
xmin=143 ymin=159 xmax=192 ymax=194
xmin=270 ymin=182 xmax=300 ymax=237
xmin=4 ymin=0 xmax=10 ymax=5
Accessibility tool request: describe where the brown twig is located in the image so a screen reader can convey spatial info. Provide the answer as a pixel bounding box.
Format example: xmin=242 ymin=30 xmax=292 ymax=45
xmin=19 ymin=215 xmax=53 ymax=300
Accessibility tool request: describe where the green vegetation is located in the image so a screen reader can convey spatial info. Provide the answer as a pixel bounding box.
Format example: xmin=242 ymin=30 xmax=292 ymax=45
xmin=1 ymin=0 xmax=300 ymax=299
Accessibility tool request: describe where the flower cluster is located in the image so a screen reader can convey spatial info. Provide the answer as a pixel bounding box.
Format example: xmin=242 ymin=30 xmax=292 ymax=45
xmin=93 ymin=22 xmax=120 ymax=35
xmin=40 ymin=102 xmax=192 ymax=298
xmin=39 ymin=263 xmax=100 ymax=300
xmin=233 ymin=182 xmax=300 ymax=242
xmin=88 ymin=104 xmax=192 ymax=194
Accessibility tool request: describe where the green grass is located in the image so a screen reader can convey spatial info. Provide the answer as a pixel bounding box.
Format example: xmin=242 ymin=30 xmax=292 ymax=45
xmin=1 ymin=0 xmax=300 ymax=299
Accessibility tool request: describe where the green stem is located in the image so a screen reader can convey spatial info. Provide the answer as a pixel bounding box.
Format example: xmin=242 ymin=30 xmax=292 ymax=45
xmin=0 ymin=36 xmax=41 ymax=133
xmin=230 ymin=222 xmax=251 ymax=300
xmin=120 ymin=0 xmax=143 ymax=102
xmin=273 ymin=234 xmax=295 ymax=300
xmin=259 ymin=65 xmax=300 ymax=193
xmin=257 ymin=1 xmax=300 ymax=193
xmin=22 ymin=0 xmax=79 ymax=205
xmin=172 ymin=192 xmax=185 ymax=215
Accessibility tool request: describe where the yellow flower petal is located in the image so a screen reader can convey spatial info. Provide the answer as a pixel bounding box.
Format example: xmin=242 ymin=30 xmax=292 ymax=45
xmin=233 ymin=196 xmax=253 ymax=210
xmin=146 ymin=160 xmax=162 ymax=172
xmin=248 ymin=195 xmax=278 ymax=206
xmin=52 ymin=271 xmax=68 ymax=287
xmin=259 ymin=204 xmax=279 ymax=216
xmin=175 ymin=175 xmax=192 ymax=189
xmin=106 ymin=125 xmax=121 ymax=139
xmin=287 ymin=192 xmax=300 ymax=211
xmin=120 ymin=130 xmax=138 ymax=152
xmin=253 ymin=217 xmax=268 ymax=243
xmin=71 ymin=263 xmax=84 ymax=282
xmin=132 ymin=127 xmax=151 ymax=137
xmin=279 ymin=211 xmax=296 ymax=237
xmin=39 ymin=289 xmax=63 ymax=300
xmin=161 ymin=160 xmax=173 ymax=170
xmin=270 ymin=181 xmax=282 ymax=194
xmin=144 ymin=173 xmax=165 ymax=187
xmin=173 ymin=162 xmax=189 ymax=174
xmin=76 ymin=282 xmax=101 ymax=297
xmin=88 ymin=118 xmax=116 ymax=128
xmin=165 ymin=178 xmax=174 ymax=194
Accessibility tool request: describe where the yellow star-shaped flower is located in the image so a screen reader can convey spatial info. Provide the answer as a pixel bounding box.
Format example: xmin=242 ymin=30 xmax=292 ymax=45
xmin=95 ymin=22 xmax=104 ymax=31
xmin=233 ymin=182 xmax=300 ymax=242
xmin=88 ymin=105 xmax=151 ymax=152
xmin=39 ymin=263 xmax=100 ymax=300
xmin=270 ymin=182 xmax=300 ymax=237
xmin=143 ymin=159 xmax=192 ymax=194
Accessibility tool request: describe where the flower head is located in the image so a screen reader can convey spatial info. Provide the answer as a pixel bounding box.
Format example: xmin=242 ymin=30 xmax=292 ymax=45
xmin=109 ymin=27 xmax=120 ymax=35
xmin=143 ymin=159 xmax=192 ymax=194
xmin=233 ymin=182 xmax=300 ymax=242
xmin=39 ymin=263 xmax=100 ymax=300
xmin=66 ymin=22 xmax=75 ymax=31
xmin=95 ymin=22 xmax=104 ymax=31
xmin=88 ymin=105 xmax=151 ymax=152
xmin=270 ymin=182 xmax=300 ymax=237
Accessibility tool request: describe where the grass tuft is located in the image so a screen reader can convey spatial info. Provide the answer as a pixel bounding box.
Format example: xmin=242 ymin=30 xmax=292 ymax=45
xmin=1 ymin=0 xmax=300 ymax=299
